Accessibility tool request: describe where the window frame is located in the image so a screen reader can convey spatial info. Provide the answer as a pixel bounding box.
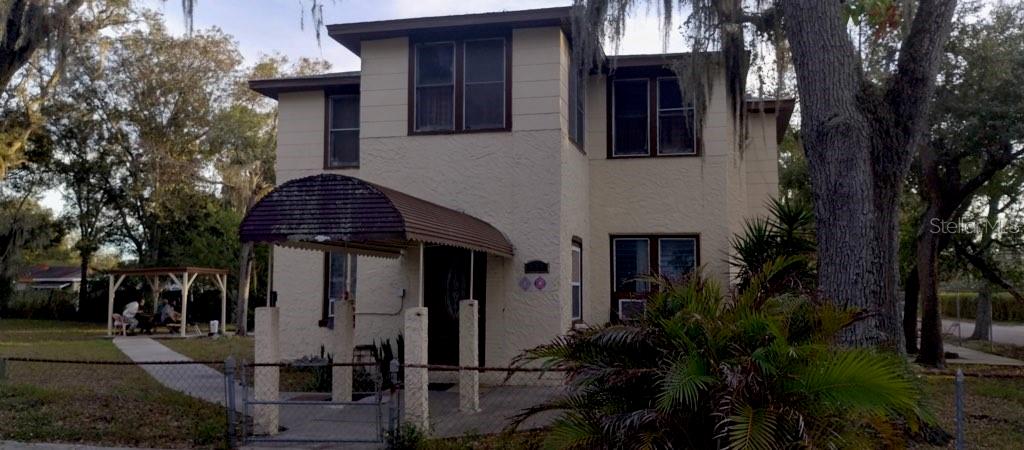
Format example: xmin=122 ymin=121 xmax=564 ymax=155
xmin=407 ymin=33 xmax=512 ymax=135
xmin=320 ymin=251 xmax=357 ymax=327
xmin=571 ymin=237 xmax=583 ymax=323
xmin=324 ymin=93 xmax=361 ymax=169
xmin=322 ymin=86 xmax=360 ymax=169
xmin=568 ymin=61 xmax=587 ymax=152
xmin=655 ymin=76 xmax=698 ymax=156
xmin=412 ymin=41 xmax=457 ymax=133
xmin=462 ymin=37 xmax=507 ymax=131
xmin=609 ymin=78 xmax=650 ymax=157
xmin=606 ymin=67 xmax=702 ymax=159
xmin=609 ymin=234 xmax=700 ymax=322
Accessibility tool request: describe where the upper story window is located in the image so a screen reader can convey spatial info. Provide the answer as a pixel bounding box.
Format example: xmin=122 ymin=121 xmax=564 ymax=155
xmin=568 ymin=55 xmax=586 ymax=149
xmin=610 ymin=73 xmax=699 ymax=158
xmin=411 ymin=36 xmax=509 ymax=134
xmin=327 ymin=94 xmax=359 ymax=168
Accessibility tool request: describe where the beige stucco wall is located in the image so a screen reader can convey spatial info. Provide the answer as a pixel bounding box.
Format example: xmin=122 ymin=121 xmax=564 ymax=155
xmin=269 ymin=24 xmax=780 ymax=362
xmin=272 ymin=28 xmax=575 ymax=365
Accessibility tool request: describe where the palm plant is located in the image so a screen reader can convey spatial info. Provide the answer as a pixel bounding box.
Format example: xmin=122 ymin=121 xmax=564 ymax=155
xmin=730 ymin=198 xmax=816 ymax=294
xmin=514 ymin=258 xmax=928 ymax=449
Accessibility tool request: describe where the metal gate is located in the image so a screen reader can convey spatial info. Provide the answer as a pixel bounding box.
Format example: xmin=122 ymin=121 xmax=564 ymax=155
xmin=224 ymin=359 xmax=399 ymax=447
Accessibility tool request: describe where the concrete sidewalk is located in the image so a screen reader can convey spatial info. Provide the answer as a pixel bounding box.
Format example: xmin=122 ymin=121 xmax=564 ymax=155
xmin=113 ymin=336 xmax=247 ymax=411
xmin=944 ymin=343 xmax=1024 ymax=366
xmin=943 ymin=319 xmax=1024 ymax=346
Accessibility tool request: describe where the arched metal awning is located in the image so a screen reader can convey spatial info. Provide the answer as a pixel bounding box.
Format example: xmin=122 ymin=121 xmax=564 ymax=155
xmin=239 ymin=174 xmax=514 ymax=258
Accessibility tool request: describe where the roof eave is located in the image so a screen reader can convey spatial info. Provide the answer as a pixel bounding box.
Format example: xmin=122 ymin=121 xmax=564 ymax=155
xmin=248 ymin=73 xmax=361 ymax=99
xmin=327 ymin=6 xmax=573 ymax=56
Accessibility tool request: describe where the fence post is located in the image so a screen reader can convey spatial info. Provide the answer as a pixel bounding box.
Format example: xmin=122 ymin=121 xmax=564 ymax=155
xmin=955 ymin=369 xmax=965 ymax=450
xmin=0 ymin=358 xmax=6 ymax=381
xmin=224 ymin=356 xmax=237 ymax=448
xmin=459 ymin=299 xmax=480 ymax=412
xmin=403 ymin=307 xmax=429 ymax=432
xmin=254 ymin=307 xmax=280 ymax=435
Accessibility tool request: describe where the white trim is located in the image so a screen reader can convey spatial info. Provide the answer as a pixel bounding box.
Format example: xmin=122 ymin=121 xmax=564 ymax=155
xmin=414 ymin=41 xmax=457 ymax=132
xmin=657 ymin=237 xmax=698 ymax=280
xmin=571 ymin=241 xmax=583 ymax=321
xmin=462 ymin=37 xmax=506 ymax=130
xmin=610 ymin=78 xmax=650 ymax=157
xmin=655 ymin=77 xmax=697 ymax=156
xmin=612 ymin=237 xmax=651 ymax=294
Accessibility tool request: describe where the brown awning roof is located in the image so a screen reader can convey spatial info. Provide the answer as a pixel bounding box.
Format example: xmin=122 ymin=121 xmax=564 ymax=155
xmin=239 ymin=174 xmax=513 ymax=258
xmin=106 ymin=267 xmax=230 ymax=276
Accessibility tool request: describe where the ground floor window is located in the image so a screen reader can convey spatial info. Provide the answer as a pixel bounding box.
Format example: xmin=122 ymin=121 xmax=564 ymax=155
xmin=571 ymin=237 xmax=583 ymax=322
xmin=322 ymin=252 xmax=357 ymax=325
xmin=611 ymin=234 xmax=698 ymax=321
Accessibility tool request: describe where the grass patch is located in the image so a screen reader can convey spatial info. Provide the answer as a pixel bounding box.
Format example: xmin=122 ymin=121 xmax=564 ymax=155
xmin=160 ymin=334 xmax=323 ymax=392
xmin=915 ymin=374 xmax=1024 ymax=449
xmin=0 ymin=319 xmax=228 ymax=448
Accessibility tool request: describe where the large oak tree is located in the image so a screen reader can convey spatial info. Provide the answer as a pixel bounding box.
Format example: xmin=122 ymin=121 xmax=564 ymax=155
xmin=578 ymin=0 xmax=956 ymax=349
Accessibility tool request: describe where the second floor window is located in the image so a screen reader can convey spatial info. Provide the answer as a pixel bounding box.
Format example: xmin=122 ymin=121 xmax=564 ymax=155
xmin=412 ymin=37 xmax=508 ymax=133
xmin=327 ymin=94 xmax=359 ymax=167
xmin=568 ymin=63 xmax=586 ymax=149
xmin=611 ymin=75 xmax=699 ymax=157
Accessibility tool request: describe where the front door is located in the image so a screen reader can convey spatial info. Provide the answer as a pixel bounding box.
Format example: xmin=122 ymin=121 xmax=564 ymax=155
xmin=423 ymin=246 xmax=486 ymax=366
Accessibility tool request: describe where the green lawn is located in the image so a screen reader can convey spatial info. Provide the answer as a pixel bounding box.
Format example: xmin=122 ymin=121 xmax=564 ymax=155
xmin=0 ymin=319 xmax=228 ymax=448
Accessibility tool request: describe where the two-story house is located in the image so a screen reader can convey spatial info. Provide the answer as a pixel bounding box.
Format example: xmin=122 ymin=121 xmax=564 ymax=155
xmin=244 ymin=6 xmax=792 ymax=368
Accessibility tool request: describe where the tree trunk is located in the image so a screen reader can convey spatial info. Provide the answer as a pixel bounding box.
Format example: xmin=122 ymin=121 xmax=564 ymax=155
xmin=77 ymin=250 xmax=92 ymax=309
xmin=903 ymin=265 xmax=920 ymax=353
xmin=235 ymin=241 xmax=253 ymax=336
xmin=969 ymin=284 xmax=992 ymax=341
xmin=916 ymin=222 xmax=945 ymax=367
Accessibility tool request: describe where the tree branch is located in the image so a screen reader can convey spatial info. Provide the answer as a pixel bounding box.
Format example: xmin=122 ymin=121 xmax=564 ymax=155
xmin=954 ymin=238 xmax=1024 ymax=303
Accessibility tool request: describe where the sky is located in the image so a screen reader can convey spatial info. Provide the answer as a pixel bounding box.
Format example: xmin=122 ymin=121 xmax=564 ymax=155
xmin=38 ymin=1 xmax=684 ymax=213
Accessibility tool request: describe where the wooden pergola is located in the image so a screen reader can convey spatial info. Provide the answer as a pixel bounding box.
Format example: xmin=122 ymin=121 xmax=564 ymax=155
xmin=106 ymin=266 xmax=230 ymax=337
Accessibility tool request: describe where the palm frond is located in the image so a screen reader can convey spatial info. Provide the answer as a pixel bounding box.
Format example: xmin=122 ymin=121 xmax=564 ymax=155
xmin=656 ymin=356 xmax=715 ymax=411
xmin=723 ymin=405 xmax=780 ymax=450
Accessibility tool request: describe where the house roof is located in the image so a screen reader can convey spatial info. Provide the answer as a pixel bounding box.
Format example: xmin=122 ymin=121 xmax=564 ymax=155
xmin=746 ymin=98 xmax=796 ymax=143
xmin=18 ymin=265 xmax=82 ymax=282
xmin=327 ymin=6 xmax=573 ymax=56
xmin=248 ymin=71 xmax=360 ymax=99
xmin=239 ymin=174 xmax=514 ymax=258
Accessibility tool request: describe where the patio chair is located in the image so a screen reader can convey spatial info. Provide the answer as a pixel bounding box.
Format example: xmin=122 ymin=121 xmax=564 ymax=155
xmin=111 ymin=313 xmax=128 ymax=336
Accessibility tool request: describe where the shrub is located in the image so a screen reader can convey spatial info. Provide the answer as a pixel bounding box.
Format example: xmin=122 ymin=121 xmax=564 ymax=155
xmin=386 ymin=424 xmax=426 ymax=450
xmin=939 ymin=292 xmax=1024 ymax=322
xmin=5 ymin=290 xmax=78 ymax=320
xmin=514 ymin=257 xmax=930 ymax=449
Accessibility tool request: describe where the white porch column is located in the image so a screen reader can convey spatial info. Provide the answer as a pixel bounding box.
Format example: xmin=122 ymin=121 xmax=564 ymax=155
xmin=404 ymin=306 xmax=429 ymax=431
xmin=459 ymin=299 xmax=480 ymax=412
xmin=331 ymin=299 xmax=354 ymax=402
xmin=107 ymin=275 xmax=115 ymax=336
xmin=254 ymin=306 xmax=280 ymax=435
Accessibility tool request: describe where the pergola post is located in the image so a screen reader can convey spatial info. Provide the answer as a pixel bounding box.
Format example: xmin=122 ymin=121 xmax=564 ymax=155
xmin=459 ymin=299 xmax=479 ymax=412
xmin=404 ymin=306 xmax=429 ymax=431
xmin=215 ymin=274 xmax=227 ymax=335
xmin=106 ymin=274 xmax=125 ymax=336
xmin=179 ymin=271 xmax=196 ymax=337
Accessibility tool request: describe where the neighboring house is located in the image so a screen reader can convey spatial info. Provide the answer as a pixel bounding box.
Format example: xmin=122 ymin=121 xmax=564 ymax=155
xmin=16 ymin=265 xmax=86 ymax=291
xmin=247 ymin=7 xmax=792 ymax=366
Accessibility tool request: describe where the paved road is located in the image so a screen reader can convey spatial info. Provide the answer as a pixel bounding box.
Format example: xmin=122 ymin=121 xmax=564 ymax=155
xmin=112 ymin=336 xmax=247 ymax=412
xmin=942 ymin=319 xmax=1024 ymax=346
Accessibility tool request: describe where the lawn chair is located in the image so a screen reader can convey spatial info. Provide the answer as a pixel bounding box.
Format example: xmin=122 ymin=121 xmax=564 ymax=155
xmin=111 ymin=313 xmax=128 ymax=336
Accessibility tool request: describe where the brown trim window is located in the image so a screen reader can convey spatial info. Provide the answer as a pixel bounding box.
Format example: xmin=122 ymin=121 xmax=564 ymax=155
xmin=321 ymin=251 xmax=357 ymax=327
xmin=410 ymin=36 xmax=510 ymax=134
xmin=326 ymin=94 xmax=360 ymax=168
xmin=568 ymin=62 xmax=586 ymax=150
xmin=610 ymin=234 xmax=698 ymax=321
xmin=571 ymin=237 xmax=583 ymax=322
xmin=609 ymin=74 xmax=699 ymax=158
